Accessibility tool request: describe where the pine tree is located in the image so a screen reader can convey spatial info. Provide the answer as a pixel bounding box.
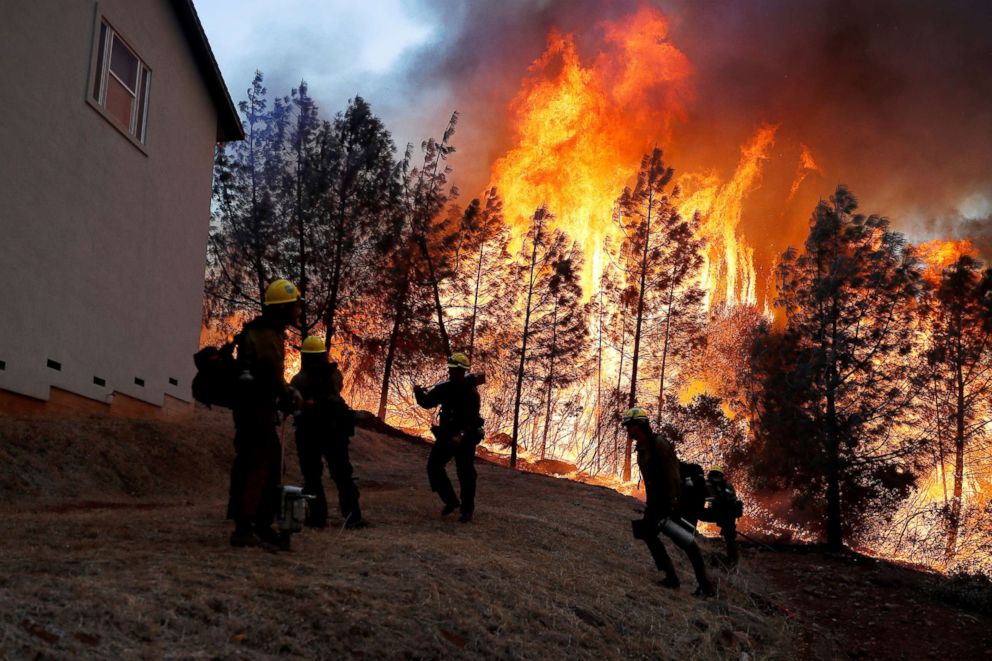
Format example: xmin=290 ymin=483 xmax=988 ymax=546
xmin=757 ymin=186 xmax=923 ymax=549
xmin=509 ymin=207 xmax=566 ymax=467
xmin=612 ymin=148 xmax=700 ymax=481
xmin=412 ymin=113 xmax=459 ymax=356
xmin=450 ymin=189 xmax=518 ymax=369
xmin=206 ymin=71 xmax=284 ymax=315
xmin=916 ymin=255 xmax=992 ymax=559
xmin=375 ymin=115 xmax=461 ymax=420
xmin=529 ymin=245 xmax=590 ymax=459
xmin=320 ymin=97 xmax=401 ymax=349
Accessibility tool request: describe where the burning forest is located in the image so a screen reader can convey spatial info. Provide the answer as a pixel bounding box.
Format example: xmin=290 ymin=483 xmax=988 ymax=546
xmin=204 ymin=2 xmax=992 ymax=577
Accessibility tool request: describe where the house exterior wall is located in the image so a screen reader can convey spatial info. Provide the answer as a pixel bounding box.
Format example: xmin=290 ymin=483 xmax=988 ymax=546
xmin=0 ymin=0 xmax=219 ymax=409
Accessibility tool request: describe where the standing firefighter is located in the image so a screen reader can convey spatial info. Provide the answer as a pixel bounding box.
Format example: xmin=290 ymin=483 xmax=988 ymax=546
xmin=623 ymin=407 xmax=715 ymax=596
xmin=414 ymin=353 xmax=485 ymax=523
xmin=291 ymin=336 xmax=365 ymax=529
xmin=228 ymin=279 xmax=302 ymax=550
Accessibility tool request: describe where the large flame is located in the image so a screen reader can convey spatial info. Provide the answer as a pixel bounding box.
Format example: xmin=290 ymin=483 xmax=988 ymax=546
xmin=489 ymin=5 xmax=784 ymax=312
xmin=678 ymin=126 xmax=777 ymax=309
xmin=489 ymin=6 xmax=692 ymax=290
xmin=917 ymin=238 xmax=978 ymax=282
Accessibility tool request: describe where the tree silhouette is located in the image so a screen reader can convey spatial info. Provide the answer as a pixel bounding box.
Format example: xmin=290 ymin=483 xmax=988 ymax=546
xmin=754 ymin=186 xmax=923 ymax=549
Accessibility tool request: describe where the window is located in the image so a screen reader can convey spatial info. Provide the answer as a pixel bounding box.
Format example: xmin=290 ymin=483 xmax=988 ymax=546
xmin=92 ymin=21 xmax=151 ymax=143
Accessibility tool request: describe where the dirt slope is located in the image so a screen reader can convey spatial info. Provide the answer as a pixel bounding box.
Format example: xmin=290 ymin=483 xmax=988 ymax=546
xmin=0 ymin=409 xmax=789 ymax=659
xmin=0 ymin=410 xmax=988 ymax=659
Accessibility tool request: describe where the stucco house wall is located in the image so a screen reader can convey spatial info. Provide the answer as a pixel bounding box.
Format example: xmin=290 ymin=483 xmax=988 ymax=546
xmin=0 ymin=0 xmax=240 ymax=411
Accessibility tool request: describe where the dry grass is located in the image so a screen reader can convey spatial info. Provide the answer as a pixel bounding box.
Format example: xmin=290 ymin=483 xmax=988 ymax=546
xmin=0 ymin=410 xmax=794 ymax=659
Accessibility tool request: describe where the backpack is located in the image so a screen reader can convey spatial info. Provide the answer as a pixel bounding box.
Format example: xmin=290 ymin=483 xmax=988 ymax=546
xmin=678 ymin=462 xmax=708 ymax=514
xmin=707 ymin=474 xmax=745 ymax=519
xmin=191 ymin=338 xmax=242 ymax=408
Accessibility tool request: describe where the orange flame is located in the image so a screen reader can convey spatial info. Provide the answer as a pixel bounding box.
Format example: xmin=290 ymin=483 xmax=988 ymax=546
xmin=678 ymin=125 xmax=777 ymax=309
xmin=489 ymin=5 xmax=692 ymax=290
xmin=489 ymin=8 xmax=782 ymax=311
xmin=917 ymin=238 xmax=978 ymax=282
xmin=788 ymin=143 xmax=823 ymax=200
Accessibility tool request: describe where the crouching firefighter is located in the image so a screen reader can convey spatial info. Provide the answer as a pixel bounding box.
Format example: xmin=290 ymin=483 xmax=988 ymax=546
xmin=414 ymin=353 xmax=485 ymax=523
xmin=228 ymin=279 xmax=302 ymax=551
xmin=679 ymin=465 xmax=743 ymax=566
xmin=623 ymin=407 xmax=715 ymax=597
xmin=291 ymin=336 xmax=365 ymax=530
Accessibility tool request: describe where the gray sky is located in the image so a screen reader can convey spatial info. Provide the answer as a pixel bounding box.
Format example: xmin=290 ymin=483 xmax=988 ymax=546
xmin=195 ymin=0 xmax=446 ymax=150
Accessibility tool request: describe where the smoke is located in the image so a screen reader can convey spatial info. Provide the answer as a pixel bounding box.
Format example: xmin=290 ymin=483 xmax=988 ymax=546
xmin=398 ymin=0 xmax=992 ymax=257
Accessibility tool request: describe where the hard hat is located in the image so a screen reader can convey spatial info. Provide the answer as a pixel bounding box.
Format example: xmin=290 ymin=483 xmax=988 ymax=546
xmin=447 ymin=353 xmax=470 ymax=370
xmin=707 ymin=465 xmax=725 ymax=475
xmin=264 ymin=279 xmax=301 ymax=306
xmin=301 ymin=336 xmax=327 ymax=354
xmin=621 ymin=406 xmax=650 ymax=426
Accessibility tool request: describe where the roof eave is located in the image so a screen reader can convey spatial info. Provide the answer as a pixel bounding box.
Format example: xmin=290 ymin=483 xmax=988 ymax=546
xmin=171 ymin=0 xmax=244 ymax=142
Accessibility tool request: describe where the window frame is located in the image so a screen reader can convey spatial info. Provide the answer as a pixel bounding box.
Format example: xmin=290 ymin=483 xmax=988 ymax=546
xmin=86 ymin=12 xmax=152 ymax=152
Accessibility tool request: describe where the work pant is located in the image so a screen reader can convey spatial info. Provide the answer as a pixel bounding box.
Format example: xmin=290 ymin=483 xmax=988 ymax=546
xmin=296 ymin=430 xmax=361 ymax=526
xmin=689 ymin=511 xmax=739 ymax=565
xmin=228 ymin=408 xmax=282 ymax=534
xmin=635 ymin=511 xmax=711 ymax=588
xmin=427 ymin=437 xmax=477 ymax=515
xmin=715 ymin=517 xmax=739 ymax=564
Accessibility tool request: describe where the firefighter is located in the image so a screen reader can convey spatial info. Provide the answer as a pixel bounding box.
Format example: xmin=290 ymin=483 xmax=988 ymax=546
xmin=414 ymin=353 xmax=484 ymax=523
xmin=699 ymin=466 xmax=741 ymax=566
xmin=290 ymin=335 xmax=365 ymax=530
xmin=623 ymin=407 xmax=715 ymax=596
xmin=228 ymin=278 xmax=302 ymax=550
xmin=675 ymin=463 xmax=743 ymax=567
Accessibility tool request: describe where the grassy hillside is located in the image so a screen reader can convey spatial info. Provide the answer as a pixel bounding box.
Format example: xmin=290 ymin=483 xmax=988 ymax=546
xmin=0 ymin=409 xmax=790 ymax=659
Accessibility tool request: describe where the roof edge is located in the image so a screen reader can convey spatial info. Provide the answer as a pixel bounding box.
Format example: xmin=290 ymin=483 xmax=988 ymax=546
xmin=171 ymin=0 xmax=244 ymax=142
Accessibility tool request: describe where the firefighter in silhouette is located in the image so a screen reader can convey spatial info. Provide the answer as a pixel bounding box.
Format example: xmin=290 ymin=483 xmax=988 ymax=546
xmin=678 ymin=465 xmax=742 ymax=566
xmin=414 ymin=353 xmax=485 ymax=523
xmin=290 ymin=336 xmax=365 ymax=529
xmin=228 ymin=278 xmax=302 ymax=550
xmin=623 ymin=407 xmax=715 ymax=596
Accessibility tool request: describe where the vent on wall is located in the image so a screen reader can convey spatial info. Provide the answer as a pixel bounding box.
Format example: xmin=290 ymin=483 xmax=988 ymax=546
xmin=168 ymin=377 xmax=178 ymax=386
xmin=93 ymin=376 xmax=106 ymax=387
xmin=134 ymin=377 xmax=145 ymax=387
xmin=0 ymin=360 xmax=5 ymax=370
xmin=47 ymin=359 xmax=61 ymax=371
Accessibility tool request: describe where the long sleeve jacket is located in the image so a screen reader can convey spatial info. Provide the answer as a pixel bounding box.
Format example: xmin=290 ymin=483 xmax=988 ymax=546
xmin=290 ymin=362 xmax=350 ymax=437
xmin=414 ymin=379 xmax=483 ymax=440
xmin=636 ymin=433 xmax=682 ymax=524
xmin=237 ymin=316 xmax=291 ymax=410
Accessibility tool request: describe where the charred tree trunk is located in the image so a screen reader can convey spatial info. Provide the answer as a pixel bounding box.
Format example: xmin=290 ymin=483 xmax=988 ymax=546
xmin=656 ymin=267 xmax=677 ymax=425
xmin=595 ymin=288 xmax=604 ymax=472
xmin=825 ymin=369 xmax=843 ymax=550
xmin=467 ymin=241 xmax=485 ymax=361
xmin=540 ymin=298 xmax=559 ymax=460
xmin=623 ymin=192 xmax=653 ymax=482
xmin=323 ymin=203 xmax=347 ymax=347
xmin=823 ymin=293 xmax=845 ymax=550
xmin=930 ymin=375 xmax=949 ymax=507
xmin=294 ymin=127 xmax=309 ymax=333
xmin=377 ymin=268 xmax=411 ymax=421
xmin=946 ymin=312 xmax=966 ymax=559
xmin=510 ymin=211 xmax=544 ymax=468
xmin=419 ymin=235 xmax=451 ymax=356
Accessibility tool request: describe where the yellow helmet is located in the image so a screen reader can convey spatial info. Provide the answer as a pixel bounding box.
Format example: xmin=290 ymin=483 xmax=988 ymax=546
xmin=447 ymin=352 xmax=470 ymax=370
xmin=707 ymin=466 xmax=725 ymax=475
xmin=264 ymin=279 xmax=301 ymax=306
xmin=622 ymin=406 xmax=650 ymax=426
xmin=301 ymin=336 xmax=327 ymax=354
